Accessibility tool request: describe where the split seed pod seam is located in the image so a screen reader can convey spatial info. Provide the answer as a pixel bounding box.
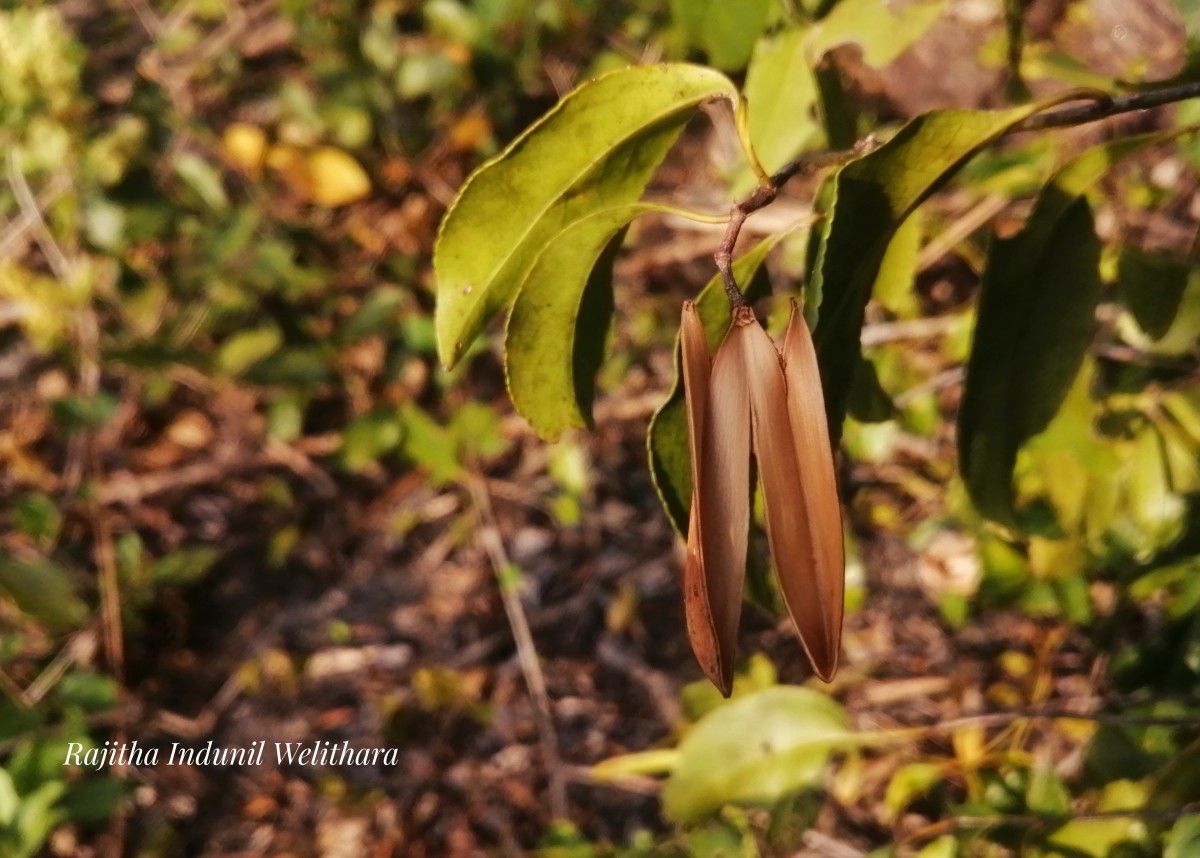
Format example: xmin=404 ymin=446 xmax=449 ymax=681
xmin=680 ymin=300 xmax=844 ymax=696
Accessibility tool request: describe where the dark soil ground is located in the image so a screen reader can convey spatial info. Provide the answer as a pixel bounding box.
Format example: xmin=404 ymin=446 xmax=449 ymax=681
xmin=8 ymin=1 xmax=1196 ymax=856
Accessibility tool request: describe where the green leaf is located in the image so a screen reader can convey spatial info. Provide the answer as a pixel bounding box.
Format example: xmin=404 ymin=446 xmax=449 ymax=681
xmin=810 ymin=101 xmax=1053 ymax=447
xmin=808 ymin=0 xmax=945 ymax=68
xmin=53 ymin=672 xmax=120 ymax=713
xmin=871 ymin=209 xmax=922 ymax=319
xmin=12 ymin=494 xmax=62 ymax=544
xmin=648 ymin=234 xmax=787 ymax=535
xmin=399 ymin=403 xmax=461 ymax=485
xmin=339 ymin=285 xmax=405 ymax=342
xmin=216 ymin=325 xmax=282 ymax=376
xmin=1027 ymin=764 xmax=1071 ymax=816
xmin=662 ymin=686 xmax=852 ymax=823
xmin=670 ymin=0 xmax=771 ymax=71
xmin=1117 ymin=246 xmax=1191 ymax=340
xmin=1148 ymin=736 xmax=1200 ymax=824
xmin=1167 ymin=812 xmax=1200 ymax=858
xmin=884 ymin=762 xmax=943 ymax=823
xmin=846 ymin=356 xmax=896 ymax=423
xmin=959 ymin=133 xmax=1162 ymax=526
xmin=1046 ymin=780 xmax=1146 ymax=856
xmin=742 ymin=25 xmax=822 ymax=177
xmin=151 ymin=547 xmax=220 ymax=586
xmin=914 ymin=837 xmax=956 ymax=858
xmin=505 ymin=206 xmax=636 ymax=440
xmin=339 ymin=409 xmax=403 ymax=472
xmin=58 ymin=777 xmax=131 ymax=826
xmin=173 ymin=150 xmax=229 ymax=210
xmin=960 ymin=196 xmax=1100 ymax=528
xmin=49 ymin=393 xmax=117 ymax=431
xmin=0 ymin=556 xmax=88 ymax=631
xmin=12 ymin=780 xmax=65 ymax=858
xmin=0 ymin=768 xmax=18 ymax=827
xmin=434 ymin=63 xmax=737 ymax=368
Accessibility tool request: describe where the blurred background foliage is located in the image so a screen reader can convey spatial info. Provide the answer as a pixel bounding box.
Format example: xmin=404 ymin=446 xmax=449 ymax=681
xmin=0 ymin=0 xmax=1199 ymax=856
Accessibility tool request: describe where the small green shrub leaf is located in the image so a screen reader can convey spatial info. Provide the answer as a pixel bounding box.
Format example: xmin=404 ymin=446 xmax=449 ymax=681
xmin=0 ymin=557 xmax=88 ymax=631
xmin=216 ymin=325 xmax=282 ymax=376
xmin=662 ymin=686 xmax=852 ymax=823
xmin=434 ymin=63 xmax=737 ymax=368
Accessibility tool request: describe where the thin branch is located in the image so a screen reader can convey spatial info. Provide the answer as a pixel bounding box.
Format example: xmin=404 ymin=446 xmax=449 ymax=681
xmin=5 ymin=152 xmax=73 ymax=283
xmin=713 ymin=79 xmax=1200 ymax=308
xmin=714 ymin=146 xmax=873 ymax=310
xmin=715 ymin=185 xmax=775 ymax=308
xmin=907 ymin=802 xmax=1200 ymax=847
xmin=464 ymin=475 xmax=568 ymax=821
xmin=1013 ymin=80 xmax=1200 ymax=131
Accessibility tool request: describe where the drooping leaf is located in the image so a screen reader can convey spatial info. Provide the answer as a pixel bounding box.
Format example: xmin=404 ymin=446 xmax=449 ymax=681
xmin=959 ymin=196 xmax=1101 ymax=527
xmin=809 ymin=98 xmax=1070 ymax=446
xmin=649 ymin=234 xmax=787 ymax=535
xmin=662 ymin=686 xmax=852 ymax=823
xmin=434 ymin=63 xmax=737 ymax=367
xmin=505 ymin=205 xmax=646 ymax=440
xmin=959 ymin=133 xmax=1161 ymax=526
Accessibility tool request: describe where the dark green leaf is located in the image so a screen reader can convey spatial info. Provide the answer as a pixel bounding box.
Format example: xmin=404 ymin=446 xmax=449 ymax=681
xmin=58 ymin=778 xmax=132 ymax=826
xmin=809 ymin=102 xmax=1052 ymax=449
xmin=1118 ymin=246 xmax=1191 ymax=340
xmin=49 ymin=393 xmax=117 ymax=431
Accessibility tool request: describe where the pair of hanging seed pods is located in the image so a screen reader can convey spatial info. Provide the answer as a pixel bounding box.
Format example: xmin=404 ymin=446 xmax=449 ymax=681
xmin=679 ymin=300 xmax=845 ymax=696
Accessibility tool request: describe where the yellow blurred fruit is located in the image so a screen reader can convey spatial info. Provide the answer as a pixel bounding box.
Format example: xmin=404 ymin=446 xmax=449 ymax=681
xmin=223 ymin=122 xmax=267 ymax=177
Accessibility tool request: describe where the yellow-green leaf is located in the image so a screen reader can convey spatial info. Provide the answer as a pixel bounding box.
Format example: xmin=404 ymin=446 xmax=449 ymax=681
xmin=808 ymin=0 xmax=945 ymax=68
xmin=742 ymin=24 xmax=821 ymax=179
xmin=662 ymin=686 xmax=852 ymax=823
xmin=504 ymin=205 xmax=650 ymax=440
xmin=434 ymin=63 xmax=737 ymax=368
